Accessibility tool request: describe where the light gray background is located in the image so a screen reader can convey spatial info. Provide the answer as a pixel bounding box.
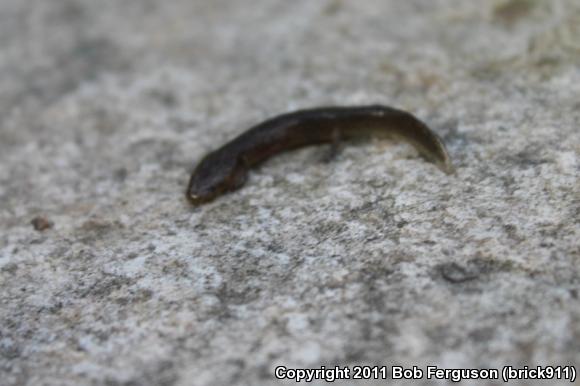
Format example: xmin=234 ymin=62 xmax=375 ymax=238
xmin=1 ymin=0 xmax=579 ymax=385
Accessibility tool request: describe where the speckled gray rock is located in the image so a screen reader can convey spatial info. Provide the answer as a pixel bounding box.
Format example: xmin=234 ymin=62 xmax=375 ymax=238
xmin=1 ymin=1 xmax=579 ymax=385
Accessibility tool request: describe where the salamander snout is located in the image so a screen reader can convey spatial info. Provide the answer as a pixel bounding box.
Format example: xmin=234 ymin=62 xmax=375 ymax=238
xmin=186 ymin=154 xmax=247 ymax=205
xmin=187 ymin=183 xmax=221 ymax=205
xmin=187 ymin=170 xmax=229 ymax=205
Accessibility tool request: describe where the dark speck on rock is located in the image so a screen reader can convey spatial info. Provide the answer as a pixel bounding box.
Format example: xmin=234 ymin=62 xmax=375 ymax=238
xmin=113 ymin=167 xmax=128 ymax=182
xmin=438 ymin=262 xmax=482 ymax=283
xmin=437 ymin=258 xmax=513 ymax=284
xmin=493 ymin=0 xmax=535 ymax=25
xmin=148 ymin=89 xmax=178 ymax=107
xmin=396 ymin=220 xmax=408 ymax=228
xmin=31 ymin=216 xmax=54 ymax=231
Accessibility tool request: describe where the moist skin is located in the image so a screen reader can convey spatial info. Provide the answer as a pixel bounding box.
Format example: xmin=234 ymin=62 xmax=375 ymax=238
xmin=187 ymin=105 xmax=454 ymax=205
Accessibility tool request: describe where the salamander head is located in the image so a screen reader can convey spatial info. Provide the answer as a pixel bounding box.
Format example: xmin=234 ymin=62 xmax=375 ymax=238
xmin=186 ymin=152 xmax=247 ymax=205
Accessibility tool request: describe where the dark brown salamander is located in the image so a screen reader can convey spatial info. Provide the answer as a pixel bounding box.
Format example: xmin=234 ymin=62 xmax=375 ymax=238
xmin=187 ymin=105 xmax=454 ymax=205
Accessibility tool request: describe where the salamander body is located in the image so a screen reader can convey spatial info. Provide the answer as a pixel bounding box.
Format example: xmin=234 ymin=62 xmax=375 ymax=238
xmin=187 ymin=105 xmax=454 ymax=205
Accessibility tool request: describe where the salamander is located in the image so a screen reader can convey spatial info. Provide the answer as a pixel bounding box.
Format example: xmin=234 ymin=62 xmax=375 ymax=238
xmin=186 ymin=105 xmax=454 ymax=205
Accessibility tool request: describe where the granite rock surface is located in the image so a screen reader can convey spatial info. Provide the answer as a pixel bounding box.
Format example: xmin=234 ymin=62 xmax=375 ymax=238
xmin=1 ymin=0 xmax=579 ymax=385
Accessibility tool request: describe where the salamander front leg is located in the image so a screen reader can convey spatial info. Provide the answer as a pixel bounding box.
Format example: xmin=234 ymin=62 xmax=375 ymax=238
xmin=322 ymin=127 xmax=342 ymax=163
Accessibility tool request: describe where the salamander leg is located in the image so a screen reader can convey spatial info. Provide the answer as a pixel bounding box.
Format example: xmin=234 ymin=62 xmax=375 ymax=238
xmin=321 ymin=127 xmax=342 ymax=163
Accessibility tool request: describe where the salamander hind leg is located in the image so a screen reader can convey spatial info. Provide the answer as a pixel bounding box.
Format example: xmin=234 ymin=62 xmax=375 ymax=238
xmin=321 ymin=127 xmax=342 ymax=163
